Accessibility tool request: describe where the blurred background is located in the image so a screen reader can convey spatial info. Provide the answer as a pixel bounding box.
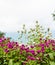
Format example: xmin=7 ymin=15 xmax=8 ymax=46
xmin=0 ymin=0 xmax=55 ymax=41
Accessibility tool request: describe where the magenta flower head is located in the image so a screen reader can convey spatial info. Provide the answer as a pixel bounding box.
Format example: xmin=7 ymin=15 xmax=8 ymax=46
xmin=1 ymin=44 xmax=5 ymax=47
xmin=30 ymin=45 xmax=34 ymax=48
xmin=25 ymin=47 xmax=30 ymax=52
xmin=27 ymin=56 xmax=36 ymax=60
xmin=38 ymin=43 xmax=45 ymax=47
xmin=0 ymin=38 xmax=2 ymax=43
xmin=37 ymin=50 xmax=41 ymax=53
xmin=29 ymin=50 xmax=35 ymax=55
xmin=7 ymin=42 xmax=13 ymax=49
xmin=52 ymin=48 xmax=55 ymax=51
xmin=4 ymin=49 xmax=9 ymax=53
xmin=41 ymin=47 xmax=45 ymax=53
xmin=22 ymin=44 xmax=25 ymax=47
xmin=15 ymin=42 xmax=19 ymax=47
xmin=1 ymin=36 xmax=6 ymax=41
xmin=50 ymin=40 xmax=55 ymax=43
xmin=45 ymin=42 xmax=49 ymax=47
xmin=52 ymin=43 xmax=55 ymax=46
xmin=20 ymin=44 xmax=25 ymax=50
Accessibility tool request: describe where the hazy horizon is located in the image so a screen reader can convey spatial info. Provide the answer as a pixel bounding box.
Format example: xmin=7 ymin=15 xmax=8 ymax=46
xmin=0 ymin=0 xmax=55 ymax=32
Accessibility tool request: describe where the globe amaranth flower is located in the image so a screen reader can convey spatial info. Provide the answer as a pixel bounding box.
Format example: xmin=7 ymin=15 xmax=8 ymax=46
xmin=27 ymin=56 xmax=36 ymax=60
xmin=52 ymin=43 xmax=55 ymax=46
xmin=38 ymin=43 xmax=45 ymax=47
xmin=15 ymin=42 xmax=19 ymax=47
xmin=25 ymin=47 xmax=30 ymax=52
xmin=4 ymin=49 xmax=9 ymax=53
xmin=0 ymin=39 xmax=2 ymax=43
xmin=29 ymin=50 xmax=35 ymax=55
xmin=52 ymin=48 xmax=55 ymax=51
xmin=37 ymin=50 xmax=41 ymax=53
xmin=50 ymin=40 xmax=55 ymax=43
xmin=45 ymin=42 xmax=49 ymax=47
xmin=20 ymin=45 xmax=25 ymax=50
xmin=41 ymin=47 xmax=45 ymax=53
xmin=7 ymin=42 xmax=13 ymax=49
xmin=30 ymin=45 xmax=34 ymax=48
xmin=1 ymin=44 xmax=5 ymax=47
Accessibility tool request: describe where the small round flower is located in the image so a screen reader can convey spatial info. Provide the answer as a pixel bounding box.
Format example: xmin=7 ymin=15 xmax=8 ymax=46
xmin=0 ymin=39 xmax=2 ymax=43
xmin=38 ymin=43 xmax=45 ymax=47
xmin=30 ymin=45 xmax=34 ymax=48
xmin=52 ymin=48 xmax=55 ymax=51
xmin=27 ymin=56 xmax=36 ymax=60
xmin=41 ymin=47 xmax=45 ymax=53
xmin=4 ymin=49 xmax=9 ymax=53
xmin=7 ymin=42 xmax=13 ymax=49
xmin=37 ymin=50 xmax=41 ymax=53
xmin=52 ymin=43 xmax=55 ymax=46
xmin=29 ymin=50 xmax=35 ymax=55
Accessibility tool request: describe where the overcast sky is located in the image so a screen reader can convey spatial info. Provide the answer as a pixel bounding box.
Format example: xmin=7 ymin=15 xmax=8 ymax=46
xmin=0 ymin=0 xmax=55 ymax=32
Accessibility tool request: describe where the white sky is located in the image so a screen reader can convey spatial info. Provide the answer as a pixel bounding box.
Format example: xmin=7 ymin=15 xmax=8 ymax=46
xmin=0 ymin=0 xmax=55 ymax=32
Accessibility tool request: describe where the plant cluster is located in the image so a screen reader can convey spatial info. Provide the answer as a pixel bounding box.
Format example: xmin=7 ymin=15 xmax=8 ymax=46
xmin=18 ymin=21 xmax=52 ymax=44
xmin=0 ymin=36 xmax=55 ymax=65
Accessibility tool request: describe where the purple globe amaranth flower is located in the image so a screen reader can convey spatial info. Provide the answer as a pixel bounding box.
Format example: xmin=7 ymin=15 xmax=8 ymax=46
xmin=0 ymin=37 xmax=6 ymax=43
xmin=20 ymin=45 xmax=25 ymax=50
xmin=7 ymin=42 xmax=13 ymax=49
xmin=25 ymin=47 xmax=29 ymax=50
xmin=47 ymin=39 xmax=55 ymax=44
xmin=15 ymin=42 xmax=19 ymax=47
xmin=45 ymin=39 xmax=50 ymax=45
xmin=4 ymin=49 xmax=9 ymax=53
xmin=38 ymin=43 xmax=45 ymax=47
xmin=1 ymin=44 xmax=5 ymax=47
xmin=37 ymin=50 xmax=41 ymax=53
xmin=30 ymin=57 xmax=36 ymax=60
xmin=27 ymin=56 xmax=36 ymax=60
xmin=52 ymin=48 xmax=55 ymax=51
xmin=30 ymin=45 xmax=34 ymax=48
xmin=45 ymin=42 xmax=49 ymax=47
xmin=22 ymin=44 xmax=25 ymax=47
xmin=29 ymin=50 xmax=35 ymax=55
xmin=0 ymin=39 xmax=2 ymax=43
xmin=25 ymin=47 xmax=30 ymax=52
xmin=50 ymin=39 xmax=55 ymax=43
xmin=1 ymin=36 xmax=6 ymax=41
xmin=52 ymin=43 xmax=55 ymax=46
xmin=41 ymin=47 xmax=45 ymax=53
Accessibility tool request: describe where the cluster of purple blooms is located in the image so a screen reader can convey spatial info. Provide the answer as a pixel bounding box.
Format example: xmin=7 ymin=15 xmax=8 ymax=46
xmin=0 ymin=36 xmax=55 ymax=64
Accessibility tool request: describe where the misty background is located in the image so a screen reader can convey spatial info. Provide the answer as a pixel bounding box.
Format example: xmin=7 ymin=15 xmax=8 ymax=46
xmin=0 ymin=0 xmax=55 ymax=41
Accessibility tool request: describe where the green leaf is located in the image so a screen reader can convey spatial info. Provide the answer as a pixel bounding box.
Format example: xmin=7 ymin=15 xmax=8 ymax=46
xmin=53 ymin=52 xmax=55 ymax=56
xmin=37 ymin=64 xmax=40 ymax=65
xmin=14 ymin=62 xmax=20 ymax=65
xmin=8 ymin=59 xmax=13 ymax=65
xmin=50 ymin=61 xmax=55 ymax=65
xmin=48 ymin=53 xmax=54 ymax=60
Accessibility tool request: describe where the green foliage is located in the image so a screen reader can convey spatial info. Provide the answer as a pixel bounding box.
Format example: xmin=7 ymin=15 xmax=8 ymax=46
xmin=0 ymin=36 xmax=55 ymax=65
xmin=0 ymin=21 xmax=55 ymax=65
xmin=8 ymin=59 xmax=13 ymax=65
xmin=0 ymin=31 xmax=5 ymax=38
xmin=50 ymin=61 xmax=55 ymax=65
